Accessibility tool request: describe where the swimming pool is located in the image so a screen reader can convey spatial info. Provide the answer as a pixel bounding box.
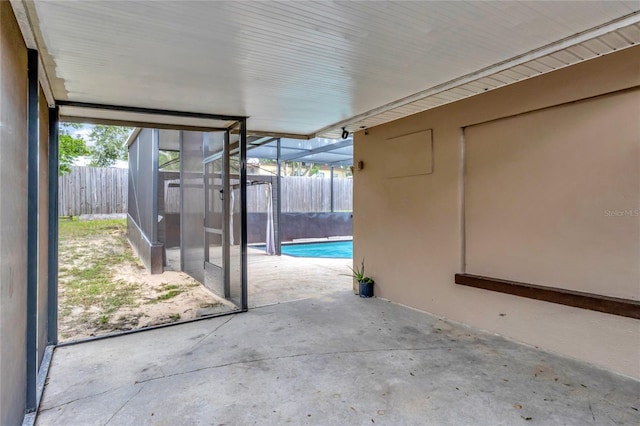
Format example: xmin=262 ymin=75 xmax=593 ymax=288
xmin=256 ymin=241 xmax=352 ymax=258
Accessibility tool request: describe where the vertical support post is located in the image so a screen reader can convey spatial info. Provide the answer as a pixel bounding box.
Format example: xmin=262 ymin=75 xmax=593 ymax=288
xmin=47 ymin=106 xmax=59 ymax=346
xmin=330 ymin=165 xmax=335 ymax=213
xmin=459 ymin=127 xmax=466 ymax=273
xmin=275 ymin=139 xmax=282 ymax=256
xmin=223 ymin=130 xmax=230 ymax=298
xmin=240 ymin=120 xmax=248 ymax=311
xmin=203 ymin=134 xmax=210 ymax=264
xmin=26 ymin=48 xmax=39 ymax=413
xmin=151 ymin=129 xmax=159 ymax=243
xmin=179 ymin=131 xmax=185 ymax=272
xmin=201 ymin=133 xmax=206 ymax=269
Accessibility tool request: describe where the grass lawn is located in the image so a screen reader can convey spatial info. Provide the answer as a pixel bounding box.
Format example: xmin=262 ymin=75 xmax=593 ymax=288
xmin=58 ymin=219 xmax=143 ymax=337
xmin=58 ymin=218 xmax=224 ymax=341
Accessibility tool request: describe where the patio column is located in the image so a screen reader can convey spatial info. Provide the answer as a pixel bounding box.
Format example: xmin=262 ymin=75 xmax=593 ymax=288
xmin=26 ymin=48 xmax=39 ymax=413
xmin=330 ymin=165 xmax=335 ymax=213
xmin=275 ymin=138 xmax=282 ymax=256
xmin=47 ymin=106 xmax=59 ymax=346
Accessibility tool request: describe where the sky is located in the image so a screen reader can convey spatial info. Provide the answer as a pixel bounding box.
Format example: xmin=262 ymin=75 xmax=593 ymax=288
xmin=70 ymin=123 xmax=93 ymax=142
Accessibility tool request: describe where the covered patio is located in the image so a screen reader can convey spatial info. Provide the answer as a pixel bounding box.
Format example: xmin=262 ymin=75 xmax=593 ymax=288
xmin=37 ymin=290 xmax=639 ymax=425
xmin=2 ymin=2 xmax=639 ymax=425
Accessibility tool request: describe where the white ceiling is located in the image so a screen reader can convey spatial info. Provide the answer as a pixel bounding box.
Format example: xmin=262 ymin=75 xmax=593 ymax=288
xmin=16 ymin=1 xmax=640 ymax=137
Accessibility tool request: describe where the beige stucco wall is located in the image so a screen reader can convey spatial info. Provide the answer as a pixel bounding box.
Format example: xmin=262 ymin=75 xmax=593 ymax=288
xmin=0 ymin=2 xmax=29 ymax=424
xmin=464 ymin=91 xmax=638 ymax=298
xmin=353 ymin=46 xmax=640 ymax=378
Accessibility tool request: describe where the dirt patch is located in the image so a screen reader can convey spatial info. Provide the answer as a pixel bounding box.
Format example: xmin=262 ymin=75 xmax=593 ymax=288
xmin=58 ymin=219 xmax=228 ymax=342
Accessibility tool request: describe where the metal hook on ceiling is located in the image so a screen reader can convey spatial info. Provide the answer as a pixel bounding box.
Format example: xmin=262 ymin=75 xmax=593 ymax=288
xmin=341 ymin=127 xmax=349 ymax=140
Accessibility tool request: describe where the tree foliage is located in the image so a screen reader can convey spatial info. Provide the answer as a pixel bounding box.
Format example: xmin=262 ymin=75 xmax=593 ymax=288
xmin=159 ymin=150 xmax=180 ymax=171
xmin=283 ymin=161 xmax=320 ymax=177
xmin=88 ymin=125 xmax=133 ymax=167
xmin=59 ymin=123 xmax=89 ymax=175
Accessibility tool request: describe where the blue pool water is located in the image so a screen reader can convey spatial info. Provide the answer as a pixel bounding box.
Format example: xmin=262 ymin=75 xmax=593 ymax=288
xmin=257 ymin=241 xmax=352 ymax=258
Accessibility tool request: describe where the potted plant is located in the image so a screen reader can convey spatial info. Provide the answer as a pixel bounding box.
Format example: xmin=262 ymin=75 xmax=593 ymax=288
xmin=344 ymin=259 xmax=374 ymax=298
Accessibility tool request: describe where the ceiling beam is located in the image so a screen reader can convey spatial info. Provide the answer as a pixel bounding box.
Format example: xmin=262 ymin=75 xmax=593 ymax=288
xmin=57 ymin=100 xmax=246 ymax=122
xmin=10 ymin=0 xmax=55 ymax=107
xmin=248 ymin=130 xmax=312 ymax=140
xmin=62 ymin=116 xmax=229 ymax=134
xmin=248 ymin=136 xmax=277 ymax=146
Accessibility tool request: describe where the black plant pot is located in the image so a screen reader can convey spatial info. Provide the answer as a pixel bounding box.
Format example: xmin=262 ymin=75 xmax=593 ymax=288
xmin=359 ymin=281 xmax=374 ymax=298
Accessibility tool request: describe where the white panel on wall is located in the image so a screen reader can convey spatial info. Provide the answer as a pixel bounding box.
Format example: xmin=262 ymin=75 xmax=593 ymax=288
xmin=385 ymin=129 xmax=433 ymax=178
xmin=464 ymin=90 xmax=640 ymax=299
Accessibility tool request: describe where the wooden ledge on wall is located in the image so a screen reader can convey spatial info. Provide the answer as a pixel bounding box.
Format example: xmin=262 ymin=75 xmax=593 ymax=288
xmin=454 ymin=273 xmax=640 ymax=320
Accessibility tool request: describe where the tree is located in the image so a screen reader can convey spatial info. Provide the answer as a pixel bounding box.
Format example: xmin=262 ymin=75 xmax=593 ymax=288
xmin=159 ymin=150 xmax=180 ymax=171
xmin=284 ymin=161 xmax=319 ymax=177
xmin=88 ymin=125 xmax=133 ymax=167
xmin=59 ymin=123 xmax=89 ymax=175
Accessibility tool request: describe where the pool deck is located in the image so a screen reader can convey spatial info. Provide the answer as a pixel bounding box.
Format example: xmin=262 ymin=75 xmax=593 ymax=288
xmin=247 ymin=248 xmax=354 ymax=307
xmin=166 ymin=246 xmax=355 ymax=309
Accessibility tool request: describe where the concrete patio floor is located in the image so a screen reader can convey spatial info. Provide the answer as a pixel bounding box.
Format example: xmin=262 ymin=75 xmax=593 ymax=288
xmin=247 ymin=248 xmax=353 ymax=308
xmin=37 ymin=288 xmax=639 ymax=425
xmin=166 ymin=247 xmax=354 ymax=310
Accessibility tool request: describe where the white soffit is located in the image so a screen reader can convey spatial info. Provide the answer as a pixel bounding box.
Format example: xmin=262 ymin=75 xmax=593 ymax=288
xmin=320 ymin=18 xmax=640 ymax=139
xmin=19 ymin=1 xmax=640 ymax=138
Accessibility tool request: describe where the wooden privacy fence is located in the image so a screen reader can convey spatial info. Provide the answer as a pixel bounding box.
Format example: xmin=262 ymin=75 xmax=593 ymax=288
xmin=60 ymin=167 xmax=352 ymax=216
xmin=58 ymin=166 xmax=128 ymax=216
xmin=165 ymin=176 xmax=352 ymax=213
xmin=247 ymin=176 xmax=353 ymax=212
